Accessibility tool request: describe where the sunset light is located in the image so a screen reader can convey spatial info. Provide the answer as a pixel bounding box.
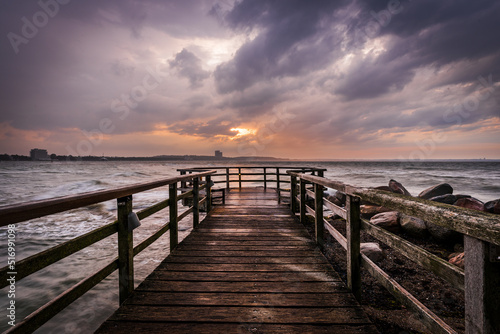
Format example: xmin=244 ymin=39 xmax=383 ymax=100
xmin=230 ymin=128 xmax=256 ymax=137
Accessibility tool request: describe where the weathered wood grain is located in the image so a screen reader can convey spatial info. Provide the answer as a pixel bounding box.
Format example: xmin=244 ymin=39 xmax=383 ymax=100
xmin=108 ymin=305 xmax=370 ymax=324
xmin=125 ymin=291 xmax=354 ymax=306
xmin=97 ymin=322 xmax=378 ymax=334
xmin=146 ymin=271 xmax=340 ymax=282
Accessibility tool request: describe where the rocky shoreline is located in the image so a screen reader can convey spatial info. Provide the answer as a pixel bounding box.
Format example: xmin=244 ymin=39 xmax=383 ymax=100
xmin=326 ymin=179 xmax=500 ymax=269
xmin=314 ymin=179 xmax=499 ymax=333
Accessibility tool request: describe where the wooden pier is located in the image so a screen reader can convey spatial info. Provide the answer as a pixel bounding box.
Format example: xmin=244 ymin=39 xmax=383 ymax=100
xmin=96 ymin=188 xmax=377 ymax=333
xmin=2 ymin=166 xmax=499 ymax=334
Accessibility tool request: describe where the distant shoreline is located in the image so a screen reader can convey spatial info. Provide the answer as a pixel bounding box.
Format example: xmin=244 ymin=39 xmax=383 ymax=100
xmin=1 ymin=153 xmax=499 ymax=162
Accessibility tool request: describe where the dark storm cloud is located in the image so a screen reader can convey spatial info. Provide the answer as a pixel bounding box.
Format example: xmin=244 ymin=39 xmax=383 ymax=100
xmin=214 ymin=0 xmax=500 ymax=102
xmin=169 ymin=49 xmax=210 ymax=89
xmin=334 ymin=0 xmax=500 ymax=100
xmin=213 ymin=0 xmax=348 ymax=93
xmin=167 ymin=117 xmax=237 ymax=138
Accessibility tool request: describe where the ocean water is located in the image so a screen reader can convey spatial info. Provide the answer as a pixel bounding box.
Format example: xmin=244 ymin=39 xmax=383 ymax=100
xmin=0 ymin=160 xmax=499 ymax=333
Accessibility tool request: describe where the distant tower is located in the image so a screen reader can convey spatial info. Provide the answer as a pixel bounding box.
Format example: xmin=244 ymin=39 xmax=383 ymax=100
xmin=30 ymin=148 xmax=49 ymax=161
xmin=215 ymin=150 xmax=223 ymax=159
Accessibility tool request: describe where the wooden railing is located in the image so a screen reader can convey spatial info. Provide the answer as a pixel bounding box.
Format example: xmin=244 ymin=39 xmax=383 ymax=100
xmin=288 ymin=171 xmax=500 ymax=334
xmin=177 ymin=166 xmax=326 ymax=197
xmin=0 ymin=170 xmax=216 ymax=334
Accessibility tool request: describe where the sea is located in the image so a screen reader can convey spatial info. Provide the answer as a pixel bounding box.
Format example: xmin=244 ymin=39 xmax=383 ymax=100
xmin=0 ymin=160 xmax=499 ymax=333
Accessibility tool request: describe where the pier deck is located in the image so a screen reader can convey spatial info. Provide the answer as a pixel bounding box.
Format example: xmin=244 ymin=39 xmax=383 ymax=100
xmin=96 ymin=188 xmax=377 ymax=333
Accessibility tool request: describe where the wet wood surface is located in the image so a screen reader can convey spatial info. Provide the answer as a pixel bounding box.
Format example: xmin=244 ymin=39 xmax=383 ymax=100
xmin=96 ymin=188 xmax=377 ymax=333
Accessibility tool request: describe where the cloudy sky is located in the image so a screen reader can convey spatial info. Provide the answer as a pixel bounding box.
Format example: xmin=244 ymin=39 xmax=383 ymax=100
xmin=1 ymin=0 xmax=499 ymax=159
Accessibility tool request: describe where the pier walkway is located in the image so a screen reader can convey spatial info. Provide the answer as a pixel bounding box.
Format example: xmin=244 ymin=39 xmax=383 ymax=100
xmin=96 ymin=188 xmax=377 ymax=333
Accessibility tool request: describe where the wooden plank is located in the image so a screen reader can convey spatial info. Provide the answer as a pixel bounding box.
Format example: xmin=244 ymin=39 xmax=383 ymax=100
xmin=195 ymin=224 xmax=304 ymax=229
xmin=209 ymin=208 xmax=291 ymax=215
xmin=170 ymin=250 xmax=321 ymax=257
xmin=192 ymin=228 xmax=308 ymax=233
xmin=136 ymin=281 xmax=347 ymax=293
xmin=157 ymin=262 xmax=336 ymax=272
xmin=124 ymin=291 xmax=355 ymax=306
xmin=163 ymin=255 xmax=327 ymax=264
xmin=174 ymin=245 xmax=317 ymax=251
xmin=183 ymin=233 xmax=312 ymax=240
xmin=324 ymin=197 xmax=347 ymax=219
xmin=176 ymin=240 xmax=315 ymax=246
xmin=325 ymin=218 xmax=347 ymax=250
xmin=147 ymin=271 xmax=341 ymax=282
xmin=96 ymin=322 xmax=378 ymax=334
xmin=107 ymin=305 xmax=370 ymax=324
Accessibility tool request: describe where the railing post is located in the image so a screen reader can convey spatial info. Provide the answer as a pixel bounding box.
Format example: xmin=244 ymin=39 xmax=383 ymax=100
xmin=179 ymin=170 xmax=186 ymax=189
xmin=314 ymin=183 xmax=324 ymax=250
xmin=263 ymin=167 xmax=267 ymax=190
xmin=117 ymin=195 xmax=134 ymax=305
xmin=299 ymin=178 xmax=306 ymax=223
xmin=346 ymin=194 xmax=361 ymax=301
xmin=464 ymin=236 xmax=500 ymax=334
xmin=238 ymin=168 xmax=242 ymax=190
xmin=192 ymin=177 xmax=199 ymax=228
xmin=276 ymin=168 xmax=280 ymax=191
xmin=226 ymin=168 xmax=230 ymax=191
xmin=169 ymin=183 xmax=178 ymax=251
xmin=290 ymin=175 xmax=297 ymax=213
xmin=206 ymin=175 xmax=212 ymax=212
xmin=318 ymin=170 xmax=324 ymax=177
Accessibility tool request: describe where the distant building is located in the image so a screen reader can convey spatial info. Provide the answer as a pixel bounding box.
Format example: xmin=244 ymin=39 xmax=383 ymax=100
xmin=215 ymin=150 xmax=223 ymax=159
xmin=30 ymin=148 xmax=50 ymax=161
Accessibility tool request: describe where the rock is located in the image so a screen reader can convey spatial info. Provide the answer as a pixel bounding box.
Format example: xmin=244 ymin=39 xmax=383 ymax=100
xmin=360 ymin=205 xmax=391 ymax=219
xmin=453 ymin=243 xmax=464 ymax=253
xmin=370 ymin=211 xmax=401 ymax=233
xmin=374 ymin=186 xmax=392 ymax=192
xmin=429 ymin=194 xmax=457 ymax=205
xmin=485 ymin=199 xmax=500 ymax=213
xmin=425 ymin=221 xmax=461 ymax=243
xmin=448 ymin=252 xmax=464 ymax=269
xmin=418 ymin=183 xmax=453 ymax=199
xmin=326 ymin=195 xmax=343 ymax=207
xmin=455 ymin=194 xmax=471 ymax=200
xmin=454 ymin=197 xmax=485 ymax=212
xmin=400 ymin=214 xmax=428 ymax=238
xmin=335 ymin=191 xmax=346 ymax=205
xmin=360 ymin=243 xmax=385 ymax=262
xmin=388 ymin=179 xmax=411 ymax=196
